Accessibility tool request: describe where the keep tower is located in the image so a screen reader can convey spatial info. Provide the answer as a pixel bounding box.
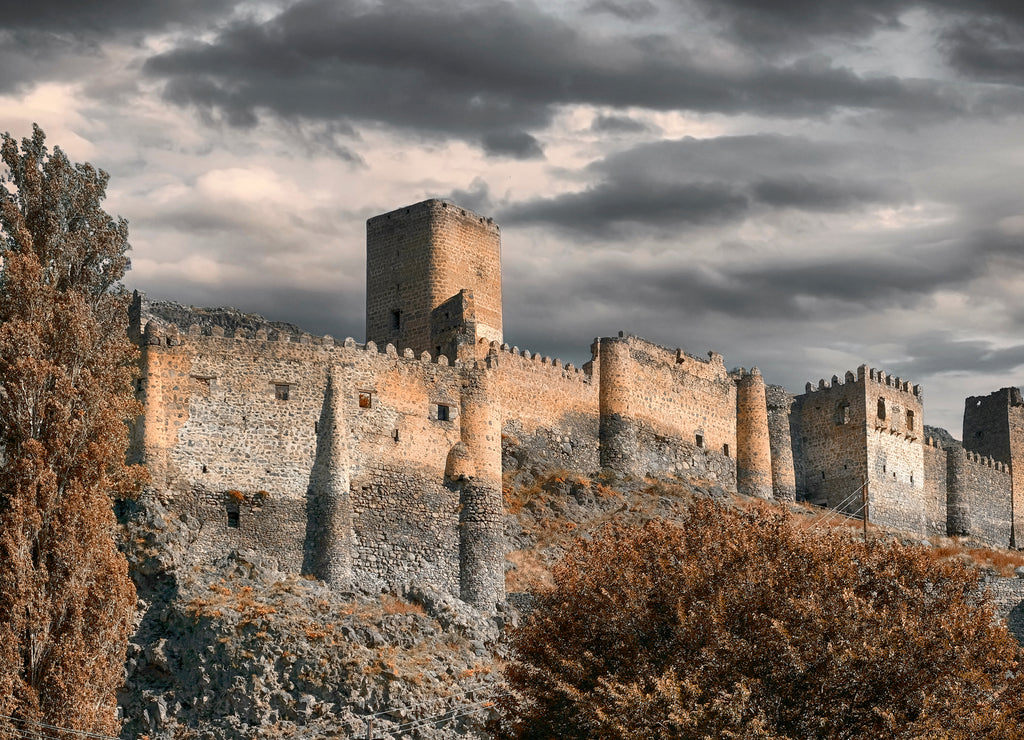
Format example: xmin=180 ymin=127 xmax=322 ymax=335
xmin=366 ymin=199 xmax=502 ymax=360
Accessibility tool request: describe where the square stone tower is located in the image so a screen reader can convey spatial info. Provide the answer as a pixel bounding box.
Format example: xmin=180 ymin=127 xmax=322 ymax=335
xmin=796 ymin=366 xmax=929 ymax=533
xmin=365 ymin=199 xmax=502 ymax=358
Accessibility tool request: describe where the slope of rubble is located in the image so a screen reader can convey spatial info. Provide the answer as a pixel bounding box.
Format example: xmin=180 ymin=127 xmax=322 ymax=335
xmin=116 ymin=432 xmax=1024 ymax=738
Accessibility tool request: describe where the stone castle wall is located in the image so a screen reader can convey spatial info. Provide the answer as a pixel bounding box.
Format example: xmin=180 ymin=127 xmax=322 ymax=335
xmin=862 ymin=369 xmax=929 ymax=534
xmin=134 ymin=197 xmax=1024 ymax=612
xmin=795 ymin=371 xmax=869 ymax=513
xmin=598 ymin=334 xmax=736 ymax=485
xmin=488 ymin=342 xmax=600 ymax=474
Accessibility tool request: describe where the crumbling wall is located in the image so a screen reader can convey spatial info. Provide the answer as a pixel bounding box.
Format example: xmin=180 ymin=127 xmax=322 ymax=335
xmin=598 ymin=334 xmax=736 ymax=486
xmin=490 ymin=343 xmax=600 ymax=476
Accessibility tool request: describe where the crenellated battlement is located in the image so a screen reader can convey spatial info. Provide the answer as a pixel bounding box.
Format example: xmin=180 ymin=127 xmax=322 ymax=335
xmin=487 ymin=341 xmax=594 ymax=384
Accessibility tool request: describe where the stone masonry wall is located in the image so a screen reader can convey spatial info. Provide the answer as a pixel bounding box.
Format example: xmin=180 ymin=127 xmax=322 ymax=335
xmin=963 ymin=388 xmax=1024 ymax=545
xmin=490 ymin=342 xmax=600 ymax=475
xmin=796 ymin=371 xmax=868 ymax=512
xmin=863 ymin=369 xmax=928 ymax=534
xmin=956 ymin=449 xmax=1014 ymax=548
xmin=765 ymin=384 xmax=797 ymax=502
xmin=136 ymin=322 xmax=470 ymax=596
xmin=598 ymin=334 xmax=736 ymax=486
xmin=922 ymin=440 xmax=949 ymax=536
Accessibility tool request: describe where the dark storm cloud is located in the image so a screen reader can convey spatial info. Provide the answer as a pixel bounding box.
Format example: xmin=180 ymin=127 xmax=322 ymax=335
xmin=0 ymin=0 xmax=239 ymax=33
xmin=481 ymin=131 xmax=544 ymax=159
xmin=690 ymin=0 xmax=912 ymax=54
xmin=142 ymin=0 xmax=966 ymax=151
xmin=501 ymin=181 xmax=749 ymax=237
xmin=752 ymin=175 xmax=908 ymax=211
xmin=943 ymin=18 xmax=1024 ymax=86
xmin=502 ymin=135 xmax=910 ymax=235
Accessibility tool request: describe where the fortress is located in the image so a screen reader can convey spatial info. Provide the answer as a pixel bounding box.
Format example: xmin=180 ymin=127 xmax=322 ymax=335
xmin=131 ymin=199 xmax=1024 ymax=609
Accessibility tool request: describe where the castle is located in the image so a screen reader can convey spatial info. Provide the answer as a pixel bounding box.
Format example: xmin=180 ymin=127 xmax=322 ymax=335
xmin=131 ymin=199 xmax=1024 ymax=609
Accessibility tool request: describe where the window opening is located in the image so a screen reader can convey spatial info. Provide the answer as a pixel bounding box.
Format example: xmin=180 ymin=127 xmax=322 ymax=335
xmin=435 ymin=345 xmax=442 ymax=357
xmin=723 ymin=443 xmax=730 ymax=457
xmin=275 ymin=383 xmax=290 ymax=401
xmin=821 ymin=471 xmax=825 ymax=480
xmin=835 ymin=402 xmax=850 ymax=425
xmin=393 ymin=428 xmax=400 ymax=442
xmin=391 ymin=310 xmax=401 ymax=331
xmin=695 ymin=434 xmax=704 ymax=448
xmin=877 ymin=398 xmax=886 ymax=420
xmin=359 ymin=391 xmax=373 ymax=409
xmin=436 ymin=404 xmax=451 ymax=422
xmin=227 ymin=507 xmax=240 ymax=528
xmin=906 ymin=410 xmax=915 ymax=430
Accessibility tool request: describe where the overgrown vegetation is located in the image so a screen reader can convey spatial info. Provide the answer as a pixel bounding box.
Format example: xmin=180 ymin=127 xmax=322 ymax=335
xmin=498 ymin=500 xmax=1024 ymax=739
xmin=0 ymin=125 xmax=142 ymax=736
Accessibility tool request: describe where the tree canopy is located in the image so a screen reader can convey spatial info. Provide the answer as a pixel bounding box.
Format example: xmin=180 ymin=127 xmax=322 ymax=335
xmin=0 ymin=125 xmax=142 ymax=737
xmin=498 ymin=500 xmax=1024 ymax=739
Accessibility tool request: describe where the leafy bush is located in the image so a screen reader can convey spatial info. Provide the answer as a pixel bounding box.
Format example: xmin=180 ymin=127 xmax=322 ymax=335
xmin=498 ymin=500 xmax=1024 ymax=739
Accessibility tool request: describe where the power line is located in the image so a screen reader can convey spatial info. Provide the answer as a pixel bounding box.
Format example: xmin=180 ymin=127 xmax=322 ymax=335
xmin=0 ymin=716 xmax=120 ymax=740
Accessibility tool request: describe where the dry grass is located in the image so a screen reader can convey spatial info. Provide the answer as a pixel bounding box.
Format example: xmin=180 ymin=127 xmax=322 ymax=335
xmin=381 ymin=593 xmax=427 ymax=616
xmin=506 ymin=549 xmax=555 ymax=593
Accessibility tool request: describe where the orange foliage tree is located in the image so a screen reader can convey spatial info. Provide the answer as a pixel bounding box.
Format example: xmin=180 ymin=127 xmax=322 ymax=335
xmin=498 ymin=500 xmax=1024 ymax=739
xmin=0 ymin=125 xmax=143 ymax=737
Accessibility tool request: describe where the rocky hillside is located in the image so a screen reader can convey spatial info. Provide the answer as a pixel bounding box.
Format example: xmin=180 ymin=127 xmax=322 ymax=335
xmin=116 ymin=437 xmax=1024 ymax=738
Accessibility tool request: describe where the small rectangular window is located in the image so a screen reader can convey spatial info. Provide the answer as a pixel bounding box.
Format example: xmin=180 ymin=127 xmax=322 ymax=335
xmin=436 ymin=404 xmax=451 ymax=422
xmin=695 ymin=434 xmax=704 ymax=448
xmin=906 ymin=410 xmax=915 ymax=430
xmin=275 ymin=383 xmax=290 ymax=401
xmin=723 ymin=443 xmax=730 ymax=457
xmin=391 ymin=310 xmax=401 ymax=331
xmin=227 ymin=508 xmax=240 ymax=528
xmin=358 ymin=391 xmax=373 ymax=409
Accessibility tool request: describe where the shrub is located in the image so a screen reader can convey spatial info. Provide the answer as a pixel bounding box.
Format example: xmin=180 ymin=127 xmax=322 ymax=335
xmin=497 ymin=500 xmax=1024 ymax=739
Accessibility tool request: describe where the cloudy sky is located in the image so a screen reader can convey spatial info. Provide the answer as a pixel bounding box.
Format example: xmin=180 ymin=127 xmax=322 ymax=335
xmin=3 ymin=0 xmax=1024 ymax=434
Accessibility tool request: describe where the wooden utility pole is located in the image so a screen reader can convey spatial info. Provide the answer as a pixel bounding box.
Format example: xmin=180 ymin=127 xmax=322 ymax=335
xmin=862 ymin=475 xmax=869 ymax=541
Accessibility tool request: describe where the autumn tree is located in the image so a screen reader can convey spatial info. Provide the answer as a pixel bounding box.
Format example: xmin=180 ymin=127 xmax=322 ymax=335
xmin=0 ymin=125 xmax=142 ymax=737
xmin=498 ymin=500 xmax=1024 ymax=739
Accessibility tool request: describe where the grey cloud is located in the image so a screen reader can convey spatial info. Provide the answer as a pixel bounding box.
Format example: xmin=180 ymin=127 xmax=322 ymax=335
xmin=943 ymin=18 xmax=1024 ymax=86
xmin=142 ymin=0 xmax=968 ymax=151
xmin=690 ymin=0 xmax=912 ymax=54
xmin=752 ymin=175 xmax=910 ymax=211
xmin=590 ymin=114 xmax=656 ymax=134
xmin=0 ymin=0 xmax=239 ymax=33
xmin=481 ymin=130 xmax=544 ymax=159
xmin=447 ymin=178 xmax=494 ymax=215
xmin=890 ymin=331 xmax=1024 ymax=377
xmin=500 ymin=181 xmax=749 ymax=238
xmin=501 ymin=135 xmax=912 ymax=235
xmin=585 ymin=0 xmax=659 ymax=21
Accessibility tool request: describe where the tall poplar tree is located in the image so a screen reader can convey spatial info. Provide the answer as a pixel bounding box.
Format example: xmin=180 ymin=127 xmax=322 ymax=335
xmin=0 ymin=125 xmax=142 ymax=737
